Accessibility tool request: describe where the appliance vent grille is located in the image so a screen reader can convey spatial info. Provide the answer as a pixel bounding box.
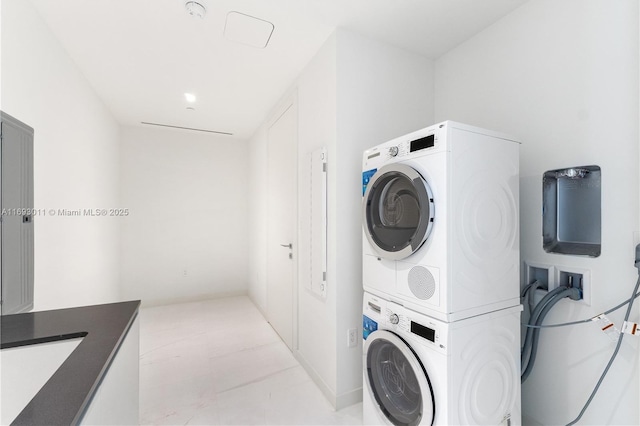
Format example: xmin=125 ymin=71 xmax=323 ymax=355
xmin=408 ymin=266 xmax=436 ymax=300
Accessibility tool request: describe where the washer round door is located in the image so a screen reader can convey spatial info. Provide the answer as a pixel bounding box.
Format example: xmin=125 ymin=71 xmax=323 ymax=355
xmin=364 ymin=330 xmax=435 ymax=426
xmin=363 ymin=163 xmax=435 ymax=260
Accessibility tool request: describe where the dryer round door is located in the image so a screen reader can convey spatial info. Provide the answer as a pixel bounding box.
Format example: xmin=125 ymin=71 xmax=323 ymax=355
xmin=364 ymin=330 xmax=435 ymax=426
xmin=363 ymin=163 xmax=435 ymax=260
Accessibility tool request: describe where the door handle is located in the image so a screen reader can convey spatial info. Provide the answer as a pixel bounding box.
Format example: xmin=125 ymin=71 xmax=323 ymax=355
xmin=280 ymin=243 xmax=292 ymax=249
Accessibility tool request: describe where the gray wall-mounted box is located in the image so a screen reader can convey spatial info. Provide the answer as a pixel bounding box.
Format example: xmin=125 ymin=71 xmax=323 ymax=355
xmin=1 ymin=111 xmax=35 ymax=314
xmin=542 ymin=165 xmax=601 ymax=257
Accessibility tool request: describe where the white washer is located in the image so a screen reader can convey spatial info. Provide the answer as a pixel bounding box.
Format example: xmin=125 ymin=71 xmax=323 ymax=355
xmin=362 ymin=291 xmax=522 ymax=426
xmin=362 ymin=120 xmax=520 ymax=321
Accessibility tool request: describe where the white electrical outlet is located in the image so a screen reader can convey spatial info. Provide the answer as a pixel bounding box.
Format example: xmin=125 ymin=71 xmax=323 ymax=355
xmin=347 ymin=328 xmax=357 ymax=347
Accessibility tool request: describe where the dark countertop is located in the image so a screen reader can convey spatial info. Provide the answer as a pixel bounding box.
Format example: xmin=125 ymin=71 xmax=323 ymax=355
xmin=1 ymin=300 xmax=140 ymax=425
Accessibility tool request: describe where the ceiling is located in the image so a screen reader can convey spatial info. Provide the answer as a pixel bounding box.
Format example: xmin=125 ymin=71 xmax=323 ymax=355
xmin=30 ymin=0 xmax=528 ymax=139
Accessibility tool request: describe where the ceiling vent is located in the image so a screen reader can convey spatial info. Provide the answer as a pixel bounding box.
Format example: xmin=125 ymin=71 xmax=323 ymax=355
xmin=185 ymin=1 xmax=206 ymax=19
xmin=224 ymin=12 xmax=274 ymax=48
xmin=141 ymin=122 xmax=233 ymax=136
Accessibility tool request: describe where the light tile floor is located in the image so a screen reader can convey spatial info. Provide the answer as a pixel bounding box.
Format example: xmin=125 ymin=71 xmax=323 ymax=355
xmin=139 ymin=296 xmax=363 ymax=425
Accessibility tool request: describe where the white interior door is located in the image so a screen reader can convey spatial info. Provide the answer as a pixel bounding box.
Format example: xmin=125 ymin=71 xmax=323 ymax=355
xmin=266 ymin=100 xmax=297 ymax=350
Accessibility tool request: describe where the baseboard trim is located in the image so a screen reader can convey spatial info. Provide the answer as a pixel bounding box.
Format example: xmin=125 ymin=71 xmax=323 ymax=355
xmin=294 ymin=350 xmax=363 ymax=410
xmin=295 ymin=350 xmax=337 ymax=407
xmin=138 ymin=291 xmax=248 ymax=308
xmin=336 ymin=386 xmax=363 ymax=410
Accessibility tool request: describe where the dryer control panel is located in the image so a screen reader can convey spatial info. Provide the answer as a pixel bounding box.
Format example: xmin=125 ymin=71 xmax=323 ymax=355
xmin=409 ymin=134 xmax=436 ymax=152
xmin=362 ymin=123 xmax=446 ymax=172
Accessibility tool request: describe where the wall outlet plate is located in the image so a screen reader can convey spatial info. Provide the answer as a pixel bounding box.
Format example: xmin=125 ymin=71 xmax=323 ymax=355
xmin=347 ymin=328 xmax=357 ymax=347
xmin=554 ymin=266 xmax=591 ymax=306
xmin=524 ymin=261 xmax=554 ymax=290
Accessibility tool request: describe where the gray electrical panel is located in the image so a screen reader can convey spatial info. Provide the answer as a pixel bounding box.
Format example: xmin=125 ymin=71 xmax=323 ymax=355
xmin=1 ymin=111 xmax=34 ymax=314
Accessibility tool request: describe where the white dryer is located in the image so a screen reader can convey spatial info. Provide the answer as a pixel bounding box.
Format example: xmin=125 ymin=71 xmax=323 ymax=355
xmin=362 ymin=291 xmax=522 ymax=426
xmin=362 ymin=121 xmax=520 ymax=321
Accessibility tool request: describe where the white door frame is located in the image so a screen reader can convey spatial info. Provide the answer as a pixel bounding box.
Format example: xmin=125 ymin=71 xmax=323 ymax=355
xmin=265 ymin=91 xmax=298 ymax=351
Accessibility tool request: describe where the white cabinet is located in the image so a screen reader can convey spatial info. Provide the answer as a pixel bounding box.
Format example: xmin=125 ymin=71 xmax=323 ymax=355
xmin=79 ymin=317 xmax=140 ymax=425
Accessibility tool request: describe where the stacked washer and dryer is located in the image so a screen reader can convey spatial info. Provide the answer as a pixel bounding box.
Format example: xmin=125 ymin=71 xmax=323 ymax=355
xmin=361 ymin=121 xmax=522 ymax=426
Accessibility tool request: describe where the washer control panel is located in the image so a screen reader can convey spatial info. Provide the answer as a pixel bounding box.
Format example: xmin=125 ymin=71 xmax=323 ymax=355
xmin=362 ymin=292 xmax=448 ymax=354
xmin=385 ymin=305 xmax=447 ymax=353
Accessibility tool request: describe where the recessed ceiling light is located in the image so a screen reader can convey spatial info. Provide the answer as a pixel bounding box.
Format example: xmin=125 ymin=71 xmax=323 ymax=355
xmin=224 ymin=11 xmax=274 ymax=49
xmin=185 ymin=1 xmax=206 ymax=19
xmin=184 ymin=93 xmax=197 ymax=103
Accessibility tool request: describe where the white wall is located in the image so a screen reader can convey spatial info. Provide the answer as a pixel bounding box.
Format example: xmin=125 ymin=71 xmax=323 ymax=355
xmin=248 ymin=33 xmax=339 ymax=396
xmin=295 ymin=32 xmax=339 ymax=402
xmin=249 ymin=29 xmax=434 ymax=408
xmin=1 ymin=0 xmax=121 ymax=310
xmin=333 ymin=29 xmax=434 ymax=404
xmin=120 ymin=126 xmax=248 ymax=306
xmin=247 ymin=125 xmax=269 ymax=312
xmin=435 ymin=1 xmax=639 ymax=424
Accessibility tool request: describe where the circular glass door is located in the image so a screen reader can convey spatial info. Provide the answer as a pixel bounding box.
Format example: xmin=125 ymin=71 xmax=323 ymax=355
xmin=363 ymin=163 xmax=434 ymax=260
xmin=365 ymin=330 xmax=435 ymax=426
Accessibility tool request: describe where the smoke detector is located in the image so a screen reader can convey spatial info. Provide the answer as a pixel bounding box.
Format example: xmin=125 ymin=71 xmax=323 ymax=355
xmin=185 ymin=1 xmax=206 ymax=19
